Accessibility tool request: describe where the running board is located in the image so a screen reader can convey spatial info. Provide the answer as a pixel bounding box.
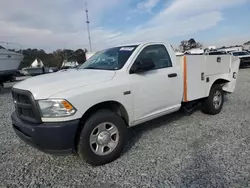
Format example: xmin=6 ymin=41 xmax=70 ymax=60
xmin=181 ymin=101 xmax=201 ymax=115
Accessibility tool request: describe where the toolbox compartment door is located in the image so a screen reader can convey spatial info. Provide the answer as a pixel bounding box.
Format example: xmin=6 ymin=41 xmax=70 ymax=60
xmin=223 ymin=56 xmax=240 ymax=93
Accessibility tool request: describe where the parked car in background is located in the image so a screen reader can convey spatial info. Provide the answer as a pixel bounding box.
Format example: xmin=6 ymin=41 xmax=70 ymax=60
xmin=206 ymin=51 xmax=227 ymax=55
xmin=230 ymin=51 xmax=250 ymax=67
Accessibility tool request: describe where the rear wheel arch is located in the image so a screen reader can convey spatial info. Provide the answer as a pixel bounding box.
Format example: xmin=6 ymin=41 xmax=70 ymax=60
xmin=207 ymin=78 xmax=229 ymax=96
xmin=212 ymin=78 xmax=229 ymax=86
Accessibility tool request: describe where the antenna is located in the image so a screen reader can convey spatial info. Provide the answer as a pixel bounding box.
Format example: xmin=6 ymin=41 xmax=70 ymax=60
xmin=85 ymin=2 xmax=92 ymax=52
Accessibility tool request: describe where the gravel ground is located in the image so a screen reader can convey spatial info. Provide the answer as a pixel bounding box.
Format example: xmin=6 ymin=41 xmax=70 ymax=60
xmin=1 ymin=69 xmax=250 ymax=188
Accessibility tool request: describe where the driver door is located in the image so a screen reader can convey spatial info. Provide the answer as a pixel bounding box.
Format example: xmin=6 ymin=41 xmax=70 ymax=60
xmin=128 ymin=44 xmax=181 ymax=123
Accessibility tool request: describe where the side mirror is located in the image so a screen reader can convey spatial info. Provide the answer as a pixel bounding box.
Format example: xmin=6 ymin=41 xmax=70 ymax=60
xmin=130 ymin=58 xmax=155 ymax=73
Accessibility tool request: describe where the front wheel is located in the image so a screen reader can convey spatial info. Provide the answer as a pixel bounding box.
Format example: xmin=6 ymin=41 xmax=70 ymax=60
xmin=201 ymin=84 xmax=224 ymax=115
xmin=78 ymin=110 xmax=128 ymax=166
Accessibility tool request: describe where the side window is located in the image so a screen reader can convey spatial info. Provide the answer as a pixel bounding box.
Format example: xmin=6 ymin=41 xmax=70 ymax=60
xmin=134 ymin=44 xmax=172 ymax=70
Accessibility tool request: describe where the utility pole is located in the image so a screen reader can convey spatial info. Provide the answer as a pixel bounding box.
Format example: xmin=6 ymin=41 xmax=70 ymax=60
xmin=85 ymin=2 xmax=92 ymax=52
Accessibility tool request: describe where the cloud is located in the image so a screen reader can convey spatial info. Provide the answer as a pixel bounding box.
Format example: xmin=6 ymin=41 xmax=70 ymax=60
xmin=148 ymin=0 xmax=247 ymax=24
xmin=0 ymin=0 xmax=121 ymax=50
xmin=105 ymin=11 xmax=223 ymax=44
xmin=165 ymin=0 xmax=247 ymax=14
xmin=106 ymin=0 xmax=248 ymax=47
xmin=0 ymin=0 xmax=248 ymax=51
xmin=137 ymin=0 xmax=161 ymax=12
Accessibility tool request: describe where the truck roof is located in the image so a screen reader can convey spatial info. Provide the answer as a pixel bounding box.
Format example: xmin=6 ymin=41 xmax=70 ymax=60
xmin=113 ymin=42 xmax=168 ymax=48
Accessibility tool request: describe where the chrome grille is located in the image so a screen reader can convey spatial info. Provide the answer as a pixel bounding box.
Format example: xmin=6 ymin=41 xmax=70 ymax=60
xmin=12 ymin=89 xmax=41 ymax=123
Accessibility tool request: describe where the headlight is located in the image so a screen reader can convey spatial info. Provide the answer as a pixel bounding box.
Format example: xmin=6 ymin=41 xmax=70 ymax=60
xmin=38 ymin=99 xmax=77 ymax=117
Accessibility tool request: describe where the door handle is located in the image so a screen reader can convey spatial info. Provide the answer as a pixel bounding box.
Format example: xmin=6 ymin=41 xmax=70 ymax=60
xmin=168 ymin=73 xmax=177 ymax=78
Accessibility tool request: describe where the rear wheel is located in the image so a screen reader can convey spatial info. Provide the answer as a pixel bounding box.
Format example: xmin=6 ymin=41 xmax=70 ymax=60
xmin=78 ymin=110 xmax=128 ymax=166
xmin=201 ymin=84 xmax=224 ymax=115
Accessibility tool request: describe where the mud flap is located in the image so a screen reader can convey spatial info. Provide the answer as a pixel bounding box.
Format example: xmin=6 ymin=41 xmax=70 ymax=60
xmin=223 ymin=56 xmax=240 ymax=93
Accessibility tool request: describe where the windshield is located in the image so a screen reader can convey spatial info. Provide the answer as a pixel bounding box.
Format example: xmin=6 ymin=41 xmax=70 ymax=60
xmin=232 ymin=51 xmax=249 ymax=56
xmin=79 ymin=45 xmax=138 ymax=70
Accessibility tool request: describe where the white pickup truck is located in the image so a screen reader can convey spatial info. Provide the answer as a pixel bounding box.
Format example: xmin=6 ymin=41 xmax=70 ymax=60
xmin=11 ymin=42 xmax=240 ymax=165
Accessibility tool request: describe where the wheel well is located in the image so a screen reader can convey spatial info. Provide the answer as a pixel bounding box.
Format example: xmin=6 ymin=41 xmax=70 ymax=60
xmin=206 ymin=79 xmax=229 ymax=97
xmin=212 ymin=79 xmax=229 ymax=86
xmin=81 ymin=101 xmax=129 ymax=125
xmin=74 ymin=101 xmax=129 ymax=149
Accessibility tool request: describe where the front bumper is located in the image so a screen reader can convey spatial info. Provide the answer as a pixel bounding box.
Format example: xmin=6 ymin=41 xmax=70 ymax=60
xmin=11 ymin=112 xmax=80 ymax=155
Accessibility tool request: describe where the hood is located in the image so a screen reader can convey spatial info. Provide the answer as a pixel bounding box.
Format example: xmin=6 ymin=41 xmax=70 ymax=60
xmin=14 ymin=69 xmax=115 ymax=99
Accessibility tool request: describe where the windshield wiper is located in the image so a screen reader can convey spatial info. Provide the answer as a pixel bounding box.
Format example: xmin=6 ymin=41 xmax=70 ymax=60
xmin=84 ymin=67 xmax=103 ymax=69
xmin=84 ymin=67 xmax=114 ymax=70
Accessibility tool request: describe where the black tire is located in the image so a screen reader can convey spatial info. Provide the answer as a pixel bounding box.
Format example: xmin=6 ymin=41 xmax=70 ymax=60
xmin=0 ymin=83 xmax=3 ymax=92
xmin=201 ymin=84 xmax=224 ymax=115
xmin=78 ymin=110 xmax=128 ymax=166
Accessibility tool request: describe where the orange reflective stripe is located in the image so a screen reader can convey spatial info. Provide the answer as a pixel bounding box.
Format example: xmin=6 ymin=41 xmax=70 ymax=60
xmin=183 ymin=56 xmax=188 ymax=102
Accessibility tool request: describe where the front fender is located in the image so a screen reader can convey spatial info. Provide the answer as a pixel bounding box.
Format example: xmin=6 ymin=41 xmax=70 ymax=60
xmin=48 ymin=81 xmax=134 ymax=124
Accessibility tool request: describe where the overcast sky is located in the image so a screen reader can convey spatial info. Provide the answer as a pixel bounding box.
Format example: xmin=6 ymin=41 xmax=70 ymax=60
xmin=0 ymin=0 xmax=250 ymax=52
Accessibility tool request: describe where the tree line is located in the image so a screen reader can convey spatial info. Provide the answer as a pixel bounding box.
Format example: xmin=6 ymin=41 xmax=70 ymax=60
xmin=19 ymin=48 xmax=87 ymax=69
xmin=244 ymin=41 xmax=250 ymax=45
xmin=179 ymin=38 xmax=250 ymax=52
xmin=179 ymin=38 xmax=203 ymax=52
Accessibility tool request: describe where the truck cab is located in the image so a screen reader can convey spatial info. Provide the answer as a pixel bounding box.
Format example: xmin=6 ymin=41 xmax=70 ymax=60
xmin=11 ymin=42 xmax=240 ymax=165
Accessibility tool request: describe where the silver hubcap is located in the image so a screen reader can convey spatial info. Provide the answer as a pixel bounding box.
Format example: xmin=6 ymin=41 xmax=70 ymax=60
xmin=90 ymin=122 xmax=119 ymax=156
xmin=213 ymin=90 xmax=222 ymax=109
